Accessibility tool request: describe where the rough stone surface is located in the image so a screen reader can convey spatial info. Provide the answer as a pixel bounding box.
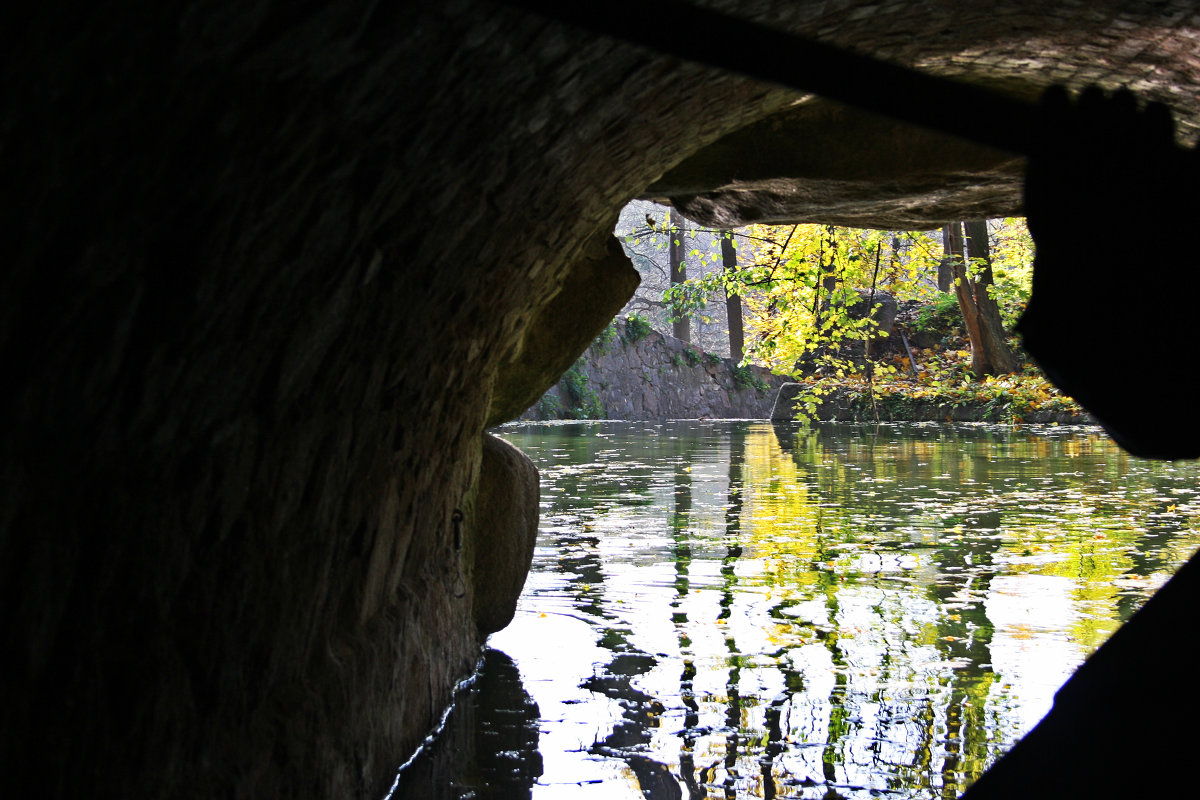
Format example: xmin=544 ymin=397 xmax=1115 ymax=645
xmin=524 ymin=319 xmax=787 ymax=421
xmin=846 ymin=289 xmax=899 ymax=339
xmin=487 ymin=234 xmax=640 ymax=427
xmin=5 ymin=1 xmax=1200 ymax=798
xmin=647 ymin=98 xmax=1027 ymax=229
xmin=473 ymin=434 xmax=540 ymax=635
xmin=645 ymin=2 xmax=1200 ymax=229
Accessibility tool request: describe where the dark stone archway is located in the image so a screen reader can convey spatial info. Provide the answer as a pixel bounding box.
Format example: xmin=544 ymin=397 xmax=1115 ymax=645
xmin=4 ymin=1 xmax=1200 ymax=797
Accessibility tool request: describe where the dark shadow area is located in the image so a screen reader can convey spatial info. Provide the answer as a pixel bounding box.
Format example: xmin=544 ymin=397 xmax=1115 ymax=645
xmin=390 ymin=649 xmax=542 ymax=800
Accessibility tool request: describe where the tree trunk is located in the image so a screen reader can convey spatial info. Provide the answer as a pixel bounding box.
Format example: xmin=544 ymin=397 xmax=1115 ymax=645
xmin=669 ymin=215 xmax=689 ymax=343
xmin=963 ymin=220 xmax=1019 ymax=374
xmin=945 ymin=222 xmax=985 ymax=372
xmin=720 ymin=232 xmax=744 ymax=362
xmin=944 ymin=221 xmax=1018 ymax=376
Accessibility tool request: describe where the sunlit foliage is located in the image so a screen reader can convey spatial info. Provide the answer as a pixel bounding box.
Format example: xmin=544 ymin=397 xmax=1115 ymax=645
xmin=632 ymin=216 xmax=1080 ymax=423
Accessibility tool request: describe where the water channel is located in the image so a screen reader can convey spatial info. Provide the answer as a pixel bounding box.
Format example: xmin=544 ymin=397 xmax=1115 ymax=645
xmin=393 ymin=420 xmax=1200 ymax=799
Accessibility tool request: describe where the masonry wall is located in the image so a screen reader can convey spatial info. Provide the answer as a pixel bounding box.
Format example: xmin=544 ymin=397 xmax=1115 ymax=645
xmin=524 ymin=319 xmax=786 ymax=421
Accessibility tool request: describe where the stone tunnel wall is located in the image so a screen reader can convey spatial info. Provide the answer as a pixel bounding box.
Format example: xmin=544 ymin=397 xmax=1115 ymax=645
xmin=1 ymin=3 xmax=792 ymax=797
xmin=6 ymin=1 xmax=1200 ymax=798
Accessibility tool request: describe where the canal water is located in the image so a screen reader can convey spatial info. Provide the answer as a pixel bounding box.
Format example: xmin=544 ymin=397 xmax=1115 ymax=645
xmin=393 ymin=421 xmax=1200 ymax=799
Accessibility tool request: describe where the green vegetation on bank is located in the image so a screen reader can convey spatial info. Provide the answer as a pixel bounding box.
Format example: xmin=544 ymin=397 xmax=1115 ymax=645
xmin=790 ymin=349 xmax=1083 ymax=424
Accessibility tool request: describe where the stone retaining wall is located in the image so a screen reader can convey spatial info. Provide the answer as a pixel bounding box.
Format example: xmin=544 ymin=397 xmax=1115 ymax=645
xmin=523 ymin=319 xmax=787 ymax=420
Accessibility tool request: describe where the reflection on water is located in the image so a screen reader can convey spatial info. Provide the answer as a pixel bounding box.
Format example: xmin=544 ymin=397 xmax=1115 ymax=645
xmin=390 ymin=648 xmax=542 ymax=799
xmin=393 ymin=421 xmax=1200 ymax=799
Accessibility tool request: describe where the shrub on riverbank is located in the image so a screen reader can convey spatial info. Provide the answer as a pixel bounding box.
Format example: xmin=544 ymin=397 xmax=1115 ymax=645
xmin=785 ymin=344 xmax=1085 ymax=424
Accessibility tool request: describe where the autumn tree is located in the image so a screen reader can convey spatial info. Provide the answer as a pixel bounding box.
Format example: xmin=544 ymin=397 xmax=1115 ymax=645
xmin=622 ymin=207 xmax=1032 ymax=380
xmin=617 ymin=206 xmax=1066 ymax=423
xmin=725 ymin=224 xmax=934 ymax=374
xmin=943 ymin=221 xmax=1019 ymax=376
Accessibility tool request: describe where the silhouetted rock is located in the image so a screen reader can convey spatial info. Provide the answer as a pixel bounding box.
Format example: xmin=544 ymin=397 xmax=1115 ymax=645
xmin=473 ymin=434 xmax=539 ymax=635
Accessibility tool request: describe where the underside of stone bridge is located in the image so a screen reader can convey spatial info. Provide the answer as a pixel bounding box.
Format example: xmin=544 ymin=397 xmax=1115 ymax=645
xmin=5 ymin=1 xmax=1200 ymax=797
